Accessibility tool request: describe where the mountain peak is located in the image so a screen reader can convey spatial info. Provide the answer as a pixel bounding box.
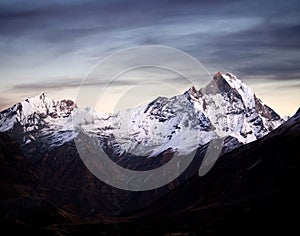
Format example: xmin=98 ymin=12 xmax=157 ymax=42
xmin=24 ymin=92 xmax=52 ymax=108
xmin=206 ymin=72 xmax=255 ymax=109
xmin=0 ymin=93 xmax=77 ymax=132
xmin=214 ymin=71 xmax=238 ymax=81
xmin=212 ymin=71 xmax=243 ymax=92
xmin=197 ymin=72 xmax=225 ymax=96
xmin=186 ymin=72 xmax=283 ymax=143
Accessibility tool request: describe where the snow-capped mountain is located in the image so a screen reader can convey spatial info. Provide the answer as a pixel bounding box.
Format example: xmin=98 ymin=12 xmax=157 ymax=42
xmin=190 ymin=72 xmax=283 ymax=143
xmin=0 ymin=93 xmax=76 ymax=145
xmin=0 ymin=93 xmax=76 ymax=132
xmin=0 ymin=72 xmax=284 ymax=157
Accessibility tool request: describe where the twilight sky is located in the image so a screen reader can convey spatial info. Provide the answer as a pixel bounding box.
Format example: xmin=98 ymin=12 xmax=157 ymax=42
xmin=0 ymin=0 xmax=299 ymax=115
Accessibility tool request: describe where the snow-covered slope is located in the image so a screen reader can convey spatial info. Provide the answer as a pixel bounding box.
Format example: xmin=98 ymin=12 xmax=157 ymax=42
xmin=0 ymin=73 xmax=284 ymax=157
xmin=76 ymin=93 xmax=217 ymax=157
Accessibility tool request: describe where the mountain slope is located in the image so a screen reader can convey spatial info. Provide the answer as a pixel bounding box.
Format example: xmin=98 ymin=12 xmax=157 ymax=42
xmin=0 ymin=133 xmax=73 ymax=233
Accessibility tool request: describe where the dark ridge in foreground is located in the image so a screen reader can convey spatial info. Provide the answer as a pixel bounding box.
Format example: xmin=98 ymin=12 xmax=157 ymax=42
xmin=0 ymin=110 xmax=299 ymax=235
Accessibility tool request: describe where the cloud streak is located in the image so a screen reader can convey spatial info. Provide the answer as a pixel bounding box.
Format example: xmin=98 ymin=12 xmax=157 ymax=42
xmin=12 ymin=73 xmax=189 ymax=91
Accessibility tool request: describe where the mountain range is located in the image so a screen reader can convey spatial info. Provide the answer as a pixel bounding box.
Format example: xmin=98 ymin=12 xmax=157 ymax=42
xmin=0 ymin=72 xmax=299 ymax=235
xmin=0 ymin=72 xmax=283 ymax=156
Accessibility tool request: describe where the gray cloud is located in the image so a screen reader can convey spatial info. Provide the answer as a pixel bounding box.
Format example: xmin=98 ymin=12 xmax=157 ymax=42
xmin=190 ymin=22 xmax=300 ymax=79
xmin=12 ymin=73 xmax=188 ymax=91
xmin=12 ymin=77 xmax=135 ymax=91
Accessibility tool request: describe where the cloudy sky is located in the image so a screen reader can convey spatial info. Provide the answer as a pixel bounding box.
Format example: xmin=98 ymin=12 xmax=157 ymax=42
xmin=0 ymin=0 xmax=299 ymax=115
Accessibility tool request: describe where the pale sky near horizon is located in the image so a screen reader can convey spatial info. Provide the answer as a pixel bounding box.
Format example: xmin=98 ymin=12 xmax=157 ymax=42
xmin=0 ymin=0 xmax=299 ymax=116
